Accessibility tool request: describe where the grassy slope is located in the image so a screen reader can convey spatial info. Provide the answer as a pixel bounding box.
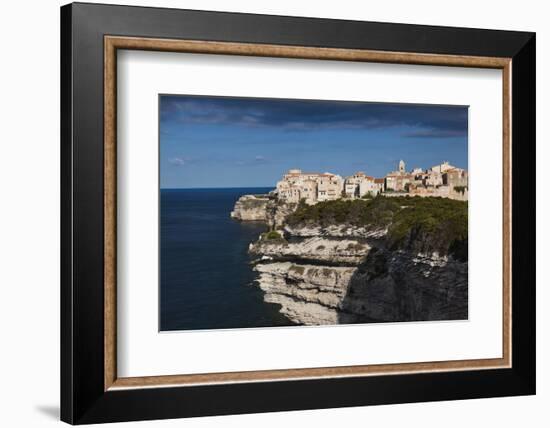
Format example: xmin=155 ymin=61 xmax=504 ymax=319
xmin=287 ymin=196 xmax=468 ymax=260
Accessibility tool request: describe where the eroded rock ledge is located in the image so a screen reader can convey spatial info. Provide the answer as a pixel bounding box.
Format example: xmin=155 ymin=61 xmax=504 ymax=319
xmin=249 ymin=236 xmax=371 ymax=265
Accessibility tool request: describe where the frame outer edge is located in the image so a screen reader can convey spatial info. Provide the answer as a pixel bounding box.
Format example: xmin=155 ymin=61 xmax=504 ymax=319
xmin=510 ymin=33 xmax=536 ymax=391
xmin=60 ymin=3 xmax=75 ymax=424
xmin=63 ymin=3 xmax=536 ymax=423
xmin=503 ymin=60 xmax=512 ymax=368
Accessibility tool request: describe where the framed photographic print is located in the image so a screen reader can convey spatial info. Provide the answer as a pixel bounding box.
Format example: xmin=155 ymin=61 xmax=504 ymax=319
xmin=60 ymin=2 xmax=536 ymax=424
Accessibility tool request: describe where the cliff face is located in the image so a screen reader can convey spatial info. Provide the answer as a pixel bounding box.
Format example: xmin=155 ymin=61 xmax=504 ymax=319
xmin=254 ymin=262 xmax=356 ymax=325
xmin=233 ymin=195 xmax=468 ymax=326
xmin=340 ymin=248 xmax=468 ymax=323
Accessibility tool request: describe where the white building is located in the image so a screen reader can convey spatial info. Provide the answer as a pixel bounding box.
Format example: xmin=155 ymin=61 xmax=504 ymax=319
xmin=431 ymin=161 xmax=454 ymax=174
xmin=344 ymin=172 xmax=383 ymax=198
xmin=359 ymin=177 xmax=382 ymax=197
xmin=275 ymin=160 xmax=468 ymax=204
xmin=276 ymin=169 xmax=343 ymax=204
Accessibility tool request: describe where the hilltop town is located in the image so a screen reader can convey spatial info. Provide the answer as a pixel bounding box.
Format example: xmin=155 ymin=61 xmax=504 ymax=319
xmin=275 ymin=160 xmax=468 ymax=203
xmin=230 ymin=159 xmax=469 ymax=326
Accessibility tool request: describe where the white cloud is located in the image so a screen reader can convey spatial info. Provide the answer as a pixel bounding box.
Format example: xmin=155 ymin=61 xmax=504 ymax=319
xmin=168 ymin=157 xmax=187 ymax=166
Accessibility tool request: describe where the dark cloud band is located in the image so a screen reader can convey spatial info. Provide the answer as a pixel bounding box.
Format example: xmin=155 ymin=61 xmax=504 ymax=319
xmin=160 ymin=95 xmax=467 ymax=137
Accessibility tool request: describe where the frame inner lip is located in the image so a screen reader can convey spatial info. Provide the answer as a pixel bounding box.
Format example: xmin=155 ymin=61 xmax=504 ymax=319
xmin=103 ymin=36 xmax=512 ymax=390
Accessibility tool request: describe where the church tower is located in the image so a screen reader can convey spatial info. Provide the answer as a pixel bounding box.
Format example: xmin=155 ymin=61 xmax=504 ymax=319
xmin=399 ymin=159 xmax=405 ymax=173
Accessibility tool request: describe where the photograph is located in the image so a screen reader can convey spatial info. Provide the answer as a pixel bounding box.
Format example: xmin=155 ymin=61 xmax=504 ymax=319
xmin=50 ymin=1 xmax=538 ymax=425
xmin=159 ymin=95 xmax=469 ymax=331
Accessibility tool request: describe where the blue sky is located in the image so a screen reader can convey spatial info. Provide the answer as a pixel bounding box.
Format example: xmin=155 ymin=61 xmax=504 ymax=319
xmin=160 ymin=95 xmax=468 ymax=189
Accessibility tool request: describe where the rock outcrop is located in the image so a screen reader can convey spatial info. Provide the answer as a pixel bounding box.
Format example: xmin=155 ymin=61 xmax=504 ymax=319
xmin=231 ymin=194 xmax=297 ymax=228
xmin=230 ymin=195 xmax=271 ymax=221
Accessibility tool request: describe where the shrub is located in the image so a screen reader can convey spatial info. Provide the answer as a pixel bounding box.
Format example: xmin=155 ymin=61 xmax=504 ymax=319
xmin=386 ymin=197 xmax=468 ymax=259
xmin=262 ymin=230 xmax=284 ymax=240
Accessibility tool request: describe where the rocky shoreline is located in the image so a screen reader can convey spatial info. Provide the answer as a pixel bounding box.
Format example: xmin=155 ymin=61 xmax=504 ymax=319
xmin=232 ymin=193 xmax=468 ymax=325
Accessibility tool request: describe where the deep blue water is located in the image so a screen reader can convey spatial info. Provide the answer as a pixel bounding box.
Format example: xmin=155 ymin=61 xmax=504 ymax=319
xmin=160 ymin=188 xmax=295 ymax=331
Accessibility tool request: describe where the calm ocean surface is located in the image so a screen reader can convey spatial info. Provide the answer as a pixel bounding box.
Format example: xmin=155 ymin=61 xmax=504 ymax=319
xmin=160 ymin=188 xmax=295 ymax=331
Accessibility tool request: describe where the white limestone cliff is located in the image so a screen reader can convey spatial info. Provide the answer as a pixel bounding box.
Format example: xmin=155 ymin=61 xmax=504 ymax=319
xmin=232 ymin=193 xmax=468 ymax=325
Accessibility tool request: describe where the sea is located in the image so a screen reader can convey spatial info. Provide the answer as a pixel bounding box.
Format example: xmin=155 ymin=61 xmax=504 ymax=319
xmin=160 ymin=187 xmax=295 ymax=331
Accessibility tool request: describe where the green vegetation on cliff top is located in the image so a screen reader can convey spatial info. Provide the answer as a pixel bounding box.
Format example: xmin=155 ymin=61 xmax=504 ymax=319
xmin=287 ymin=196 xmax=468 ymax=260
xmin=262 ymin=230 xmax=284 ymax=241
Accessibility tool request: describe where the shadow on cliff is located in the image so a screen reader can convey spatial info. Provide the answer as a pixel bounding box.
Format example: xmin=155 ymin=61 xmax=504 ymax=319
xmin=337 ymin=245 xmax=469 ymax=325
